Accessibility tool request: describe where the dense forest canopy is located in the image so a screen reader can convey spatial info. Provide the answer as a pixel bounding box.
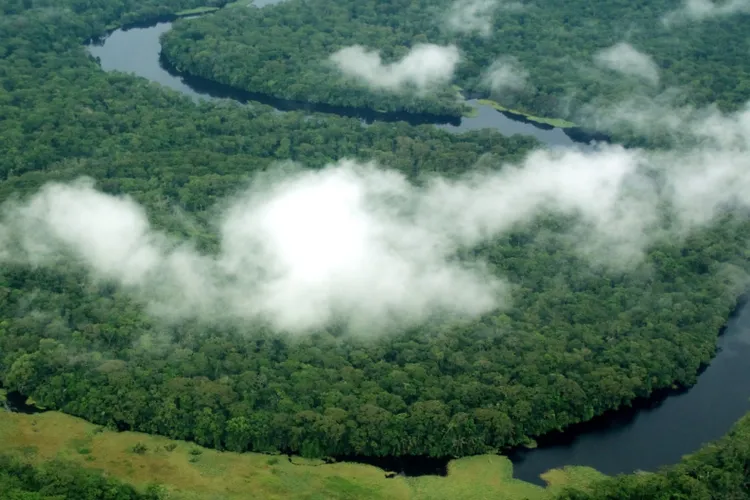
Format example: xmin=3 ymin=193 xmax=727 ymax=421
xmin=555 ymin=413 xmax=750 ymax=499
xmin=2 ymin=0 xmax=750 ymax=494
xmin=160 ymin=0 xmax=750 ymax=122
xmin=0 ymin=453 xmax=163 ymax=499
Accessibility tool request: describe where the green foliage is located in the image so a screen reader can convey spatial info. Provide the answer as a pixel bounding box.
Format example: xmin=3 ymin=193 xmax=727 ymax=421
xmin=476 ymin=99 xmax=576 ymax=129
xmin=132 ymin=442 xmax=149 ymax=454
xmin=0 ymin=0 xmax=225 ymax=38
xmin=161 ymin=0 xmax=750 ymax=123
xmin=175 ymin=6 xmax=220 ymax=16
xmin=0 ymin=453 xmax=163 ymax=499
xmin=1 ymin=0 xmax=750 ymax=482
xmin=555 ymin=413 xmax=750 ymax=500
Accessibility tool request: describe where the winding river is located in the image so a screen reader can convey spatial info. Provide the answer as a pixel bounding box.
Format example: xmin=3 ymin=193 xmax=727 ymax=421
xmin=85 ymin=18 xmax=586 ymax=148
xmin=83 ymin=13 xmax=750 ymax=485
xmin=511 ymin=303 xmax=750 ymax=484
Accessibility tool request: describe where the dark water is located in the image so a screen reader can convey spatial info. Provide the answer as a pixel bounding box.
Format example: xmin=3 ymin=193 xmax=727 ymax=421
xmin=332 ymin=454 xmax=448 ymax=477
xmin=334 ymin=304 xmax=750 ymax=482
xmin=509 ymin=302 xmax=750 ymax=484
xmin=83 ymin=12 xmax=750 ymax=485
xmin=437 ymin=102 xmax=579 ymax=147
xmin=85 ymin=19 xmax=586 ymax=147
xmin=4 ymin=391 xmax=44 ymax=414
xmin=88 ymin=22 xmax=205 ymax=100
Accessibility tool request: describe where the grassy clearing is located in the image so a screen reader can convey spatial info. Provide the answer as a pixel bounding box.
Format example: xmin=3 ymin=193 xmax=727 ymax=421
xmin=541 ymin=466 xmax=607 ymax=491
xmin=476 ymin=99 xmax=577 ymax=128
xmin=175 ymin=6 xmax=220 ymax=16
xmin=408 ymin=455 xmax=542 ymax=500
xmin=0 ymin=411 xmax=602 ymax=500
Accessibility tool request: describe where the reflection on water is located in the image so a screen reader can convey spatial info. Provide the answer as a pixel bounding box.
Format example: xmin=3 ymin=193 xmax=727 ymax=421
xmin=510 ymin=302 xmax=750 ymax=484
xmin=86 ymin=20 xmax=589 ymax=147
xmin=438 ymin=100 xmax=578 ymax=147
xmin=82 ymin=13 xmax=750 ymax=486
xmin=88 ymin=23 xmax=207 ymax=101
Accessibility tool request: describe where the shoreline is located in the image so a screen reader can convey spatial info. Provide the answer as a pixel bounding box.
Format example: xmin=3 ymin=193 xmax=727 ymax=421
xmin=86 ymin=10 xmax=610 ymax=143
xmin=73 ymin=3 xmax=745 ymax=482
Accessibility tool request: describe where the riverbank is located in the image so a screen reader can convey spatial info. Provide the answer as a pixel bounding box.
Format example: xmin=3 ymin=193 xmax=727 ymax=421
xmin=451 ymin=84 xmax=576 ymax=130
xmin=0 ymin=411 xmax=601 ymax=500
xmin=147 ymin=5 xmax=596 ymax=136
xmin=86 ymin=7 xmax=609 ymax=146
xmin=76 ymin=4 xmax=750 ymax=489
xmin=508 ymin=293 xmax=750 ymax=485
xmin=159 ymin=53 xmax=465 ymax=126
xmin=85 ymin=21 xmax=595 ymax=146
xmin=151 ymin=4 xmax=608 ymax=140
xmin=464 ymin=96 xmax=610 ymax=144
xmin=475 ymin=99 xmax=577 ymax=129
xmin=95 ymin=3 xmax=226 ymax=39
xmin=175 ymin=6 xmax=221 ymax=16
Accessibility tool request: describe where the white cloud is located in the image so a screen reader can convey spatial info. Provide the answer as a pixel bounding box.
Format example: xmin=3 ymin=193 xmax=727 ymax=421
xmin=5 ymin=101 xmax=750 ymax=334
xmin=1 ymin=162 xmax=503 ymax=334
xmin=483 ymin=56 xmax=529 ymax=92
xmin=444 ymin=0 xmax=523 ymax=37
xmin=329 ymin=44 xmax=460 ymax=92
xmin=594 ymin=43 xmax=660 ymax=85
xmin=12 ymin=179 xmax=162 ymax=286
xmin=663 ymin=0 xmax=750 ymax=24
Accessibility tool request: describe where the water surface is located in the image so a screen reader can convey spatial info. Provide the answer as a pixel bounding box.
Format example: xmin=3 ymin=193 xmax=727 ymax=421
xmin=84 ymin=14 xmax=750 ymax=485
xmin=86 ymin=20 xmax=584 ymax=147
xmin=510 ymin=303 xmax=750 ymax=484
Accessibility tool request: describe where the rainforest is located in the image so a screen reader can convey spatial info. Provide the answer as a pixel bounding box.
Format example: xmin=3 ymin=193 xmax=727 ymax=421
xmin=1 ymin=0 xmax=750 ymax=498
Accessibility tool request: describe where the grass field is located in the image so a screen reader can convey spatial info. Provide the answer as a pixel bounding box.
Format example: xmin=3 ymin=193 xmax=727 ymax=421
xmin=175 ymin=6 xmax=220 ymax=16
xmin=475 ymin=99 xmax=577 ymax=129
xmin=0 ymin=411 xmax=604 ymax=499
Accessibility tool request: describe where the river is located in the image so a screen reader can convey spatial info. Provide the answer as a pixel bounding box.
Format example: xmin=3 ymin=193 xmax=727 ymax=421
xmin=85 ymin=18 xmax=586 ymax=148
xmin=82 ymin=11 xmax=750 ymax=486
xmin=2 ymin=391 xmax=44 ymax=414
xmin=511 ymin=301 xmax=750 ymax=484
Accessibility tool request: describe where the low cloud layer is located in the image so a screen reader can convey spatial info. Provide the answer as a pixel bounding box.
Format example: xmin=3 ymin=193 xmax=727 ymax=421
xmin=664 ymin=0 xmax=750 ymax=24
xmin=1 ymin=166 xmax=504 ymax=334
xmin=444 ymin=0 xmax=523 ymax=37
xmin=329 ymin=44 xmax=460 ymax=92
xmin=594 ymin=43 xmax=660 ymax=85
xmin=483 ymin=56 xmax=529 ymax=92
xmin=4 ymin=97 xmax=750 ymax=334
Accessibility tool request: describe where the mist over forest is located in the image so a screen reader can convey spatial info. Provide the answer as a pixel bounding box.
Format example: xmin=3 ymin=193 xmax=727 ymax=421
xmin=2 ymin=0 xmax=750 ymax=498
xmin=4 ymin=99 xmax=750 ymax=334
